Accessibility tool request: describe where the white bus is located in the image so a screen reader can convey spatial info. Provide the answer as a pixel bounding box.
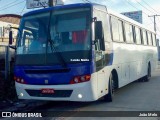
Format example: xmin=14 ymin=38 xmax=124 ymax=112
xmin=11 ymin=3 xmax=158 ymax=102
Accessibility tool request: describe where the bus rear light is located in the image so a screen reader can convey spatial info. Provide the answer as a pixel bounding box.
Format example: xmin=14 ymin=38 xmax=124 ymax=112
xmin=14 ymin=76 xmax=26 ymax=84
xmin=70 ymin=75 xmax=91 ymax=84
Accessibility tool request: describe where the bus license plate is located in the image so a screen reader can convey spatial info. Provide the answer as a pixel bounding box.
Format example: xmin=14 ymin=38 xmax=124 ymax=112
xmin=41 ymin=89 xmax=54 ymax=94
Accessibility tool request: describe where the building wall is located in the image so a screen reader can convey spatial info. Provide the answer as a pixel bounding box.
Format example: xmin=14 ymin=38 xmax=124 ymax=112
xmin=0 ymin=21 xmax=19 ymax=45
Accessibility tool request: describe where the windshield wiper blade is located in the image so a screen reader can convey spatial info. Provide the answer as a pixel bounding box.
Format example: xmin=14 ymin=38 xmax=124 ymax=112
xmin=46 ymin=11 xmax=67 ymax=68
xmin=48 ymin=39 xmax=68 ymax=68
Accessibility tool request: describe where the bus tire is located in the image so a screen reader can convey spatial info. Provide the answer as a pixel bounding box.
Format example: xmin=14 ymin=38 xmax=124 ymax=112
xmin=104 ymin=73 xmax=114 ymax=102
xmin=144 ymin=63 xmax=151 ymax=82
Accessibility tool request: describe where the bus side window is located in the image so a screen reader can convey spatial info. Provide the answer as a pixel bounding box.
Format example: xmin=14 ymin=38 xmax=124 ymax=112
xmin=143 ymin=30 xmax=147 ymax=45
xmin=133 ymin=26 xmax=136 ymax=43
xmin=110 ymin=16 xmax=124 ymax=42
xmin=118 ymin=20 xmax=124 ymax=42
xmin=125 ymin=22 xmax=134 ymax=43
xmin=147 ymin=31 xmax=152 ymax=46
xmin=146 ymin=31 xmax=149 ymax=45
xmin=151 ymin=33 xmax=153 ymax=46
xmin=140 ymin=29 xmax=143 ymax=44
xmin=135 ymin=26 xmax=141 ymax=44
xmin=152 ymin=33 xmax=156 ymax=46
xmin=111 ymin=16 xmax=119 ymax=42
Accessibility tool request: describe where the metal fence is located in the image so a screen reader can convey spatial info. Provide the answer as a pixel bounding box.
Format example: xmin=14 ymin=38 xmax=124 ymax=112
xmin=0 ymin=45 xmax=15 ymax=80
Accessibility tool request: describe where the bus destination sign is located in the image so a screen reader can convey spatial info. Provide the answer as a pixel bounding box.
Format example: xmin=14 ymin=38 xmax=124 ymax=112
xmin=26 ymin=0 xmax=49 ymax=9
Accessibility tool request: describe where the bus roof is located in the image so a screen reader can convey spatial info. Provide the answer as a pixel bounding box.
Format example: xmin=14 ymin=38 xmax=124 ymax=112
xmin=107 ymin=9 xmax=155 ymax=33
xmin=23 ymin=3 xmax=94 ymax=17
xmin=23 ymin=2 xmax=155 ymax=34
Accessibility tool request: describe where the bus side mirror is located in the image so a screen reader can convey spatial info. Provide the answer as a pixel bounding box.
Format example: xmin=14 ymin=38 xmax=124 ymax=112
xmin=95 ymin=21 xmax=103 ymax=40
xmin=9 ymin=31 xmax=13 ymax=45
xmin=94 ymin=21 xmax=105 ymax=51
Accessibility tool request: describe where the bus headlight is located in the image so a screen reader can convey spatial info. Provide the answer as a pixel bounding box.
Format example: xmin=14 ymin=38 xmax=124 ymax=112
xmin=78 ymin=94 xmax=83 ymax=99
xmin=20 ymin=93 xmax=24 ymax=97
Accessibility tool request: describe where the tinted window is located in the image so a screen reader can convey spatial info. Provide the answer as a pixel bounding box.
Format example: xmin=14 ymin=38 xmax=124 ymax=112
xmin=111 ymin=16 xmax=119 ymax=42
xmin=94 ymin=10 xmax=110 ymax=42
xmin=152 ymin=33 xmax=156 ymax=46
xmin=143 ymin=30 xmax=147 ymax=45
xmin=111 ymin=16 xmax=124 ymax=42
xmin=118 ymin=20 xmax=124 ymax=42
xmin=147 ymin=31 xmax=152 ymax=46
xmin=125 ymin=23 xmax=134 ymax=43
xmin=135 ymin=27 xmax=141 ymax=44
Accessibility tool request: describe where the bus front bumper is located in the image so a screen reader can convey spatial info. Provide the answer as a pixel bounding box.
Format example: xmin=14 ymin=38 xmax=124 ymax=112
xmin=15 ymin=81 xmax=97 ymax=102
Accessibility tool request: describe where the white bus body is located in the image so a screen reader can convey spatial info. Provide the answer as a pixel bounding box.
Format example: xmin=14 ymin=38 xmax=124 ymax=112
xmin=15 ymin=3 xmax=158 ymax=102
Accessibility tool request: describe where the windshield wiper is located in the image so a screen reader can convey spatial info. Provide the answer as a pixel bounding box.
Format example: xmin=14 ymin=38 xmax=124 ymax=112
xmin=48 ymin=39 xmax=67 ymax=68
xmin=47 ymin=12 xmax=67 ymax=68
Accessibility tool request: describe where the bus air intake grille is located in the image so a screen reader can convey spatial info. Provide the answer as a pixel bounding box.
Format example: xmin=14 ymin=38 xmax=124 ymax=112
xmin=24 ymin=68 xmax=71 ymax=74
xmin=25 ymin=89 xmax=73 ymax=98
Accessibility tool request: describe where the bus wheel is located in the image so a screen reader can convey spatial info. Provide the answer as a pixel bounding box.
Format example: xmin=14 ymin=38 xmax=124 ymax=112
xmin=144 ymin=64 xmax=151 ymax=82
xmin=104 ymin=73 xmax=114 ymax=102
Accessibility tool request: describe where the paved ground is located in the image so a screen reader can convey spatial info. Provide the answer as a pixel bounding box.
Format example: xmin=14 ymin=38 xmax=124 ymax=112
xmin=64 ymin=66 xmax=160 ymax=120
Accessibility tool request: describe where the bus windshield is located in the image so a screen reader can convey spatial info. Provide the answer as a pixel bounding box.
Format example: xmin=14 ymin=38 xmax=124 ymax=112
xmin=16 ymin=9 xmax=91 ymax=65
xmin=49 ymin=11 xmax=90 ymax=53
xmin=17 ymin=12 xmax=50 ymax=54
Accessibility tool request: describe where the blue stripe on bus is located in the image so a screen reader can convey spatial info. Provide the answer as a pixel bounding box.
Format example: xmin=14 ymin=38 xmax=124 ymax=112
xmin=14 ymin=62 xmax=93 ymax=85
xmin=107 ymin=52 xmax=113 ymax=66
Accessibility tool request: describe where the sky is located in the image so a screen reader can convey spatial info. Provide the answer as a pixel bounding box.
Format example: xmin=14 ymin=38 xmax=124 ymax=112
xmin=0 ymin=0 xmax=160 ymax=38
